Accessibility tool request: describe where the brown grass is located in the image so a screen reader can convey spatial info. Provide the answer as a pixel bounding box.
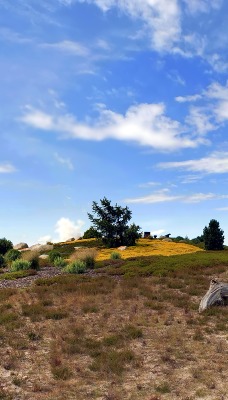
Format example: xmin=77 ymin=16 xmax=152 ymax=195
xmin=0 ymin=254 xmax=228 ymax=399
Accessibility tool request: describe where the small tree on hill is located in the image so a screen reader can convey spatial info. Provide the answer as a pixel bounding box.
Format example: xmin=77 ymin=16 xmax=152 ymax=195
xmin=88 ymin=197 xmax=141 ymax=248
xmin=203 ymin=219 xmax=224 ymax=250
xmin=83 ymin=226 xmax=102 ymax=239
xmin=0 ymin=238 xmax=13 ymax=255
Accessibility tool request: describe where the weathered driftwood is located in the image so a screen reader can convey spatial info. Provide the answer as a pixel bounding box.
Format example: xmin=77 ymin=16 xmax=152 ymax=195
xmin=199 ymin=279 xmax=228 ymax=312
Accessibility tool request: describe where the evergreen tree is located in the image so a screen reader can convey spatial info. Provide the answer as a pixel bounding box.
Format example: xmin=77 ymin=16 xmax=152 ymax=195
xmin=203 ymin=219 xmax=224 ymax=250
xmin=88 ymin=197 xmax=141 ymax=248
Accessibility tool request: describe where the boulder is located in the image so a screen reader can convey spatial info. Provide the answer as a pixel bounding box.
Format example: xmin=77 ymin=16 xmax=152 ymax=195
xmin=14 ymin=242 xmax=29 ymax=250
xmin=199 ymin=279 xmax=228 ymax=312
xmin=65 ymin=238 xmax=75 ymax=242
xmin=162 ymin=238 xmax=172 ymax=242
xmin=39 ymin=254 xmax=49 ymax=259
xmin=118 ymin=246 xmax=127 ymax=251
xmin=29 ymin=244 xmax=53 ymax=252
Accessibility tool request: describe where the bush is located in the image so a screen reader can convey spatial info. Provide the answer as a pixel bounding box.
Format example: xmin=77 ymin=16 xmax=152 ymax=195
xmin=5 ymin=249 xmax=21 ymax=263
xmin=110 ymin=252 xmax=121 ymax=260
xmin=54 ymin=257 xmax=67 ymax=269
xmin=83 ymin=255 xmax=95 ymax=269
xmin=10 ymin=260 xmax=31 ymax=272
xmin=0 ymin=238 xmax=13 ymax=255
xmin=64 ymin=260 xmax=87 ymax=274
xmin=0 ymin=254 xmax=5 ymax=268
xmin=69 ymin=248 xmax=97 ymax=269
xmin=21 ymin=251 xmax=40 ymax=270
xmin=48 ymin=250 xmax=61 ymax=263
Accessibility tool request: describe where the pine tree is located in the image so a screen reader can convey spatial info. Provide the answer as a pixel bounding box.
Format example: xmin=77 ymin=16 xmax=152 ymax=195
xmin=203 ymin=219 xmax=224 ymax=250
xmin=88 ymin=197 xmax=141 ymax=248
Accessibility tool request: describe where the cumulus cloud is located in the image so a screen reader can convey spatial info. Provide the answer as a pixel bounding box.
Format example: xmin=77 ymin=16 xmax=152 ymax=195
xmin=158 ymin=152 xmax=228 ymax=174
xmin=20 ymin=103 xmax=205 ymax=152
xmin=37 ymin=218 xmax=85 ymax=244
xmin=0 ymin=162 xmax=16 ymax=173
xmin=55 ymin=218 xmax=85 ymax=242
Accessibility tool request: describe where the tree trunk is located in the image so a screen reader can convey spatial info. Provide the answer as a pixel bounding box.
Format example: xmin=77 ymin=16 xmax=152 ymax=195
xmin=199 ymin=279 xmax=228 ymax=312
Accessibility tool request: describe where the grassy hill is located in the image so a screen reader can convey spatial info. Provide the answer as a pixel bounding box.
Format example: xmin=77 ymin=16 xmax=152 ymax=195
xmin=0 ymin=239 xmax=228 ymax=399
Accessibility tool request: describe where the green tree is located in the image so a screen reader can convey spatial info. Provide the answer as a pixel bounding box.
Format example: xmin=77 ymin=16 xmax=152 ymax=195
xmin=88 ymin=197 xmax=141 ymax=248
xmin=203 ymin=219 xmax=224 ymax=250
xmin=0 ymin=238 xmax=13 ymax=255
xmin=83 ymin=226 xmax=102 ymax=239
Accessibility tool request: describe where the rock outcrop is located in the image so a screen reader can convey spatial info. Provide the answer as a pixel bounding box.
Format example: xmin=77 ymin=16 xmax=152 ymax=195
xmin=14 ymin=242 xmax=29 ymax=250
xmin=29 ymin=244 xmax=53 ymax=252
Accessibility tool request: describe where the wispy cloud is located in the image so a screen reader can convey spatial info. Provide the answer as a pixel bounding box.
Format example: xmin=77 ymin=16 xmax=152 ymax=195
xmin=40 ymin=40 xmax=89 ymax=56
xmin=183 ymin=0 xmax=222 ymax=14
xmin=0 ymin=28 xmax=31 ymax=44
xmin=54 ymin=153 xmax=74 ymax=170
xmin=125 ymin=189 xmax=182 ymax=204
xmin=175 ymin=94 xmax=202 ymax=103
xmin=77 ymin=0 xmax=182 ymax=53
xmin=0 ymin=163 xmax=16 ymax=173
xmin=158 ymin=152 xmax=228 ymax=174
xmin=20 ymin=103 xmax=206 ymax=152
xmin=125 ymin=189 xmax=227 ymax=204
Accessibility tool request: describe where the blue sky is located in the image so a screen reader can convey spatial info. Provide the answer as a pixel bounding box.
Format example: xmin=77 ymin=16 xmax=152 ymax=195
xmin=0 ymin=0 xmax=228 ymax=245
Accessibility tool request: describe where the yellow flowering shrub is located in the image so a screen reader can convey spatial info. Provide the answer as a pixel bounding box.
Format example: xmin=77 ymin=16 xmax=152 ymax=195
xmin=96 ymin=239 xmax=203 ymax=261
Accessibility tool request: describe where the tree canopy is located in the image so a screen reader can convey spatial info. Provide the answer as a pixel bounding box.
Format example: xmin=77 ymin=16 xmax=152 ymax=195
xmin=88 ymin=197 xmax=141 ymax=247
xmin=203 ymin=219 xmax=224 ymax=250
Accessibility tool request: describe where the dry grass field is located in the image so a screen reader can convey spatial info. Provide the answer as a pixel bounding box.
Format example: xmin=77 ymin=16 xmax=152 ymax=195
xmin=0 ymin=239 xmax=228 ymax=400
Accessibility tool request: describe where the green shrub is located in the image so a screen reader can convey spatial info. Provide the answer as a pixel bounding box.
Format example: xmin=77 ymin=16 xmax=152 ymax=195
xmin=5 ymin=249 xmax=21 ymax=263
xmin=0 ymin=254 xmax=5 ymax=268
xmin=54 ymin=257 xmax=67 ymax=269
xmin=0 ymin=238 xmax=13 ymax=255
xmin=48 ymin=250 xmax=61 ymax=263
xmin=64 ymin=260 xmax=87 ymax=274
xmin=83 ymin=255 xmax=95 ymax=269
xmin=110 ymin=252 xmax=121 ymax=260
xmin=21 ymin=251 xmax=40 ymax=270
xmin=10 ymin=260 xmax=31 ymax=272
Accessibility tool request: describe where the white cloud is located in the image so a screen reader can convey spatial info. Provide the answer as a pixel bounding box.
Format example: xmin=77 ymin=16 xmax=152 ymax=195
xmin=55 ymin=218 xmax=85 ymax=241
xmin=175 ymin=94 xmax=202 ymax=103
xmin=125 ymin=189 xmax=227 ymax=204
xmin=185 ymin=106 xmax=216 ymax=135
xmin=77 ymin=0 xmax=181 ymax=52
xmin=216 ymin=207 xmax=228 ymax=211
xmin=40 ymin=40 xmax=89 ymax=56
xmin=20 ymin=103 xmax=204 ymax=151
xmin=138 ymin=181 xmax=161 ymax=188
xmin=125 ymin=189 xmax=182 ymax=204
xmin=158 ymin=152 xmax=228 ymax=174
xmin=0 ymin=163 xmax=16 ymax=173
xmin=183 ymin=0 xmax=222 ymax=14
xmin=54 ymin=153 xmax=74 ymax=170
xmin=175 ymin=81 xmax=228 ymax=135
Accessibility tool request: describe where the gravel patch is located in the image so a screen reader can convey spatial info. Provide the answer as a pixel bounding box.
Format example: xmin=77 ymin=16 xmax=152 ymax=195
xmin=0 ymin=267 xmax=63 ymax=289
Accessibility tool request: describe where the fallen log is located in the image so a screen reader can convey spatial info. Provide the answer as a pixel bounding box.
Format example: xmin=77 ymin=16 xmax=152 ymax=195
xmin=199 ymin=279 xmax=228 ymax=312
